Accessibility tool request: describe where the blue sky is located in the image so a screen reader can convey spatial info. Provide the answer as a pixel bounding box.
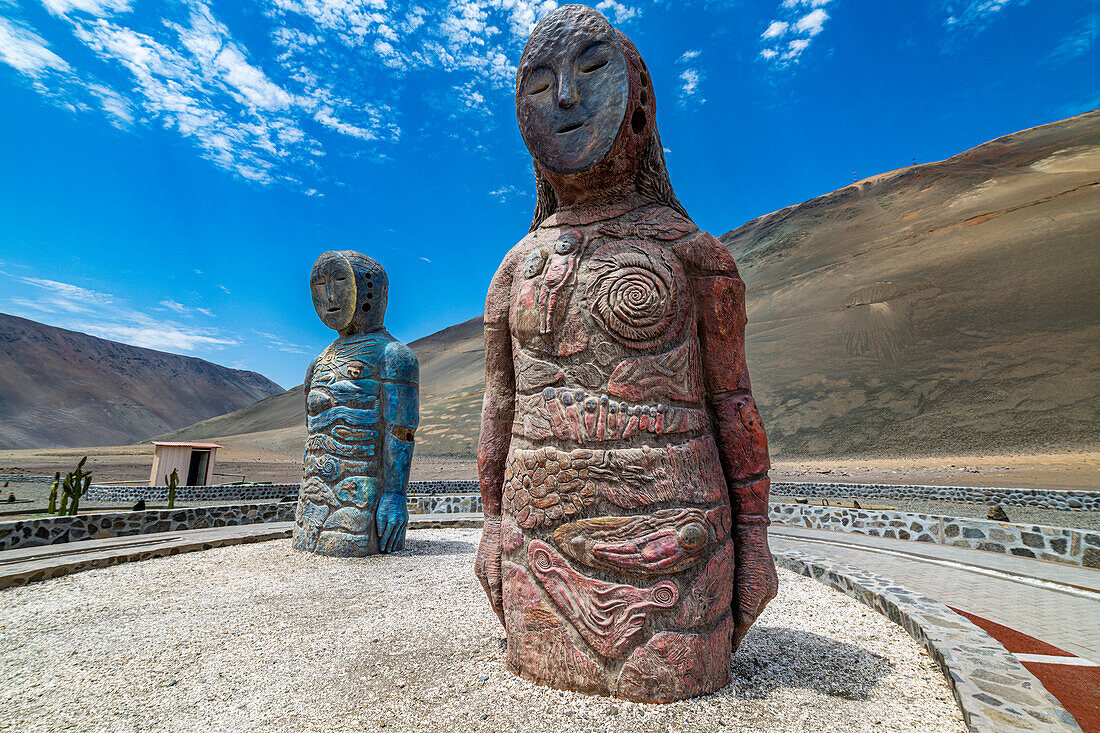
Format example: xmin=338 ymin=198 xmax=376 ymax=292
xmin=0 ymin=0 xmax=1097 ymax=388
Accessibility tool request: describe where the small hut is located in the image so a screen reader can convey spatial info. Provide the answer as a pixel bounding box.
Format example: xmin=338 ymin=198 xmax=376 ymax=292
xmin=149 ymin=442 xmax=221 ymax=487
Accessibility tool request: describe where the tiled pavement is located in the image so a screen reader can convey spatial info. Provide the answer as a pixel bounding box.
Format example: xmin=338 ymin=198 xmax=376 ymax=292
xmin=769 ymin=525 xmax=1100 ymax=662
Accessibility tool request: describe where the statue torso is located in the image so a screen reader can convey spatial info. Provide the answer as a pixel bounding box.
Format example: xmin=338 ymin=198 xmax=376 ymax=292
xmin=498 ymin=205 xmax=735 ymax=687
xmin=304 ymin=333 xmax=392 ymax=498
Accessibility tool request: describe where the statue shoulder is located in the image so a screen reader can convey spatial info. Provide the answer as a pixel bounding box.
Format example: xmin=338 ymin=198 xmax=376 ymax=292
xmin=382 ymin=338 xmax=419 ymax=383
xmin=486 ymin=233 xmax=539 ymax=323
xmin=671 ymin=230 xmax=741 ymax=278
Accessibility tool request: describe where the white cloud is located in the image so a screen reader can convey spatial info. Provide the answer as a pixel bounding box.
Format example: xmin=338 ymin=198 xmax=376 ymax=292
xmin=762 ymin=21 xmax=788 ymax=39
xmin=3 ymin=274 xmax=235 ymax=354
xmin=79 ymin=322 xmax=237 ymax=351
xmin=676 ymin=47 xmax=705 ymax=106
xmin=17 ymin=277 xmax=112 ymax=311
xmin=40 ymin=0 xmax=132 ymax=17
xmin=759 ymin=0 xmax=833 ymax=68
xmin=944 ymin=0 xmax=1017 ymax=30
xmin=253 ymin=330 xmax=310 ymax=355
xmin=795 ymin=8 xmax=828 ymax=36
xmin=488 ymin=184 xmax=518 ymax=202
xmin=595 ymin=1 xmax=637 ymax=24
xmin=1045 ymin=12 xmax=1100 ymax=65
xmin=88 ymin=83 xmax=133 ymax=124
xmin=0 ymin=18 xmax=69 ymax=76
xmin=784 ymin=38 xmax=810 ymax=58
xmin=680 ymin=67 xmax=701 ymax=97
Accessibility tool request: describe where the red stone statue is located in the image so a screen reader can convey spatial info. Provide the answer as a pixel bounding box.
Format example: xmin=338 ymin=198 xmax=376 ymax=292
xmin=475 ymin=4 xmax=777 ymax=702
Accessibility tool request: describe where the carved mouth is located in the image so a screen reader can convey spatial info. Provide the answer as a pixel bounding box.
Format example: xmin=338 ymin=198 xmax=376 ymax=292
xmin=326 ymin=306 xmax=342 ymax=313
xmin=557 ymin=120 xmax=584 ymax=134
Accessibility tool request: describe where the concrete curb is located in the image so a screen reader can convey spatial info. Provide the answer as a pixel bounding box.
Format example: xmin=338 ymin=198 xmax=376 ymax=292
xmin=775 ymin=548 xmax=1082 ymax=732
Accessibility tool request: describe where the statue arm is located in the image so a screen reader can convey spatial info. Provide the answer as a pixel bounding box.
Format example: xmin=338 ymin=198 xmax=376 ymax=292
xmin=303 ymin=357 xmax=317 ymax=403
xmin=691 ymin=257 xmax=778 ymax=650
xmin=475 ymin=248 xmax=519 ymax=625
xmin=379 ymin=343 xmax=419 ymax=553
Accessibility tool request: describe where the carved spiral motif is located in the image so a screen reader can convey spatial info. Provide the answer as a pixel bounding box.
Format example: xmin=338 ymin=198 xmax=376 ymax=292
xmin=586 ymin=242 xmax=687 ymax=349
xmin=650 ymin=582 xmax=679 ymax=607
xmin=315 ymin=454 xmax=338 ymax=481
xmin=530 ymin=545 xmax=555 ymax=572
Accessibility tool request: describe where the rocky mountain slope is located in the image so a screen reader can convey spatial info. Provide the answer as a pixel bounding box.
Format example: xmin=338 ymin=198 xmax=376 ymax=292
xmin=0 ymin=313 xmax=284 ymax=449
xmin=163 ymin=111 xmax=1100 ymax=458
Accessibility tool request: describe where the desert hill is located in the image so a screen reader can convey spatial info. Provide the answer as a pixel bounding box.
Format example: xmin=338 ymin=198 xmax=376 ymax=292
xmin=157 ymin=317 xmax=486 ymax=456
xmin=164 ymin=111 xmax=1100 ymax=458
xmin=0 ymin=313 xmax=284 ymax=449
xmin=721 ymin=111 xmax=1099 ymax=455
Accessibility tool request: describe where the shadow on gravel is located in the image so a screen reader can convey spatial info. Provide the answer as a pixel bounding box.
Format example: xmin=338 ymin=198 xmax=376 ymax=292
xmin=401 ymin=538 xmax=477 ymax=557
xmin=731 ymin=626 xmax=894 ymax=700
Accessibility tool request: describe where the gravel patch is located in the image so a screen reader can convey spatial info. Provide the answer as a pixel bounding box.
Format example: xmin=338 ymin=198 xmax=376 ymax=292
xmin=772 ymin=494 xmax=1100 ymax=531
xmin=0 ymin=529 xmax=964 ymax=733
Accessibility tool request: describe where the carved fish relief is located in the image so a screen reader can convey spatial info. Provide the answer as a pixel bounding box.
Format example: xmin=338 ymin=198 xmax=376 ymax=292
xmin=551 ymin=507 xmax=730 ymax=577
xmin=528 ymin=540 xmax=679 ymax=659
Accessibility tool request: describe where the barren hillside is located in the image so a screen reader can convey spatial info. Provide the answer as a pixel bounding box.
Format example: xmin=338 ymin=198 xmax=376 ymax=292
xmin=0 ymin=313 xmax=284 ymax=449
xmin=162 ymin=112 xmax=1100 ymax=458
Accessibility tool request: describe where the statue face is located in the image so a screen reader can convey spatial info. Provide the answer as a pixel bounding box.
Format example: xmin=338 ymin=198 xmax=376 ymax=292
xmin=311 ymin=253 xmax=356 ymax=332
xmin=516 ymin=8 xmax=628 ymax=175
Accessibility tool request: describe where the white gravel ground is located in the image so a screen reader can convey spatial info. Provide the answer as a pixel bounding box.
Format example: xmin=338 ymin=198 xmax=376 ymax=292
xmin=0 ymin=529 xmax=965 ymax=733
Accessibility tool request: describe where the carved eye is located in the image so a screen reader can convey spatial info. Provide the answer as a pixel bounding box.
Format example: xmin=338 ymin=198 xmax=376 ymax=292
xmin=526 ymin=69 xmax=552 ymax=96
xmin=578 ymin=44 xmax=610 ymax=73
xmin=678 ymin=523 xmax=708 ymax=550
xmin=579 ymin=57 xmax=608 ymax=73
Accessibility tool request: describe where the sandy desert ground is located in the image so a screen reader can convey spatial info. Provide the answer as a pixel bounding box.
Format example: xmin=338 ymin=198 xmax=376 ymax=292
xmin=0 ymin=442 xmax=1095 ymax=491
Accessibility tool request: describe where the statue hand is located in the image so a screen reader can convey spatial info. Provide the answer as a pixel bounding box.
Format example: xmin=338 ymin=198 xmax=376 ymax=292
xmin=475 ymin=514 xmax=505 ymax=626
xmin=376 ymin=493 xmax=409 ymax=553
xmin=732 ymin=522 xmax=778 ymax=651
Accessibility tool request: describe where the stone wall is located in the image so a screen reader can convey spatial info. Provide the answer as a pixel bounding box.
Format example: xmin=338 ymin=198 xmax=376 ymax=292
xmin=407 ymin=494 xmax=481 ymax=514
xmin=86 ymin=483 xmax=300 ymax=502
xmin=774 ymin=481 xmax=1100 ymax=511
xmin=0 ymin=503 xmax=295 ymax=551
xmin=771 ymin=503 xmax=1100 ymax=569
xmin=72 ymin=478 xmax=1100 ymax=512
xmin=0 ymin=474 xmax=56 ymax=484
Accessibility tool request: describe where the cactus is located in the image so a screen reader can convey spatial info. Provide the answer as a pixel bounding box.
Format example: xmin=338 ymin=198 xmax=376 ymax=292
xmin=47 ymin=472 xmax=61 ymax=514
xmin=165 ymin=468 xmax=179 ymax=509
xmin=59 ymin=457 xmax=91 ymax=516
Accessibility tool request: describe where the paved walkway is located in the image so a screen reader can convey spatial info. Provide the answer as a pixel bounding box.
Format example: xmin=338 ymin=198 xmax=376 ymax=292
xmin=769 ymin=525 xmax=1100 ymax=662
xmin=0 ymin=514 xmax=483 ymax=589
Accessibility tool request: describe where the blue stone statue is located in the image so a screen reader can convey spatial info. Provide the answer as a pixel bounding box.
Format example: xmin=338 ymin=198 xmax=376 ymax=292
xmin=293 ymin=250 xmax=419 ymax=556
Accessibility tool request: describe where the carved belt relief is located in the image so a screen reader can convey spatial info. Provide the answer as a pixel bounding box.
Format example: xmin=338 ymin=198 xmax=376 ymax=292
xmin=513 ymin=389 xmax=709 ymax=443
xmin=501 ymin=438 xmax=726 ymax=529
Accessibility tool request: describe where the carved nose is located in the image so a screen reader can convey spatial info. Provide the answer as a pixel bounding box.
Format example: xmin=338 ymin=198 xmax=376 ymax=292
xmin=557 ymin=70 xmax=579 ymax=108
